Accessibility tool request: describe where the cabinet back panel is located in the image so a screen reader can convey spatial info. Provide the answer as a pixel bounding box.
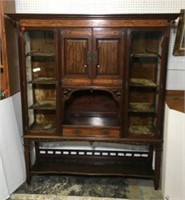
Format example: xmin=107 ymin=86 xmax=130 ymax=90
xmin=130 ymin=63 xmax=156 ymax=80
xmin=130 ymin=31 xmax=163 ymax=54
xmin=129 ymin=89 xmax=156 ymax=103
xmin=64 ymin=90 xmax=118 ymax=115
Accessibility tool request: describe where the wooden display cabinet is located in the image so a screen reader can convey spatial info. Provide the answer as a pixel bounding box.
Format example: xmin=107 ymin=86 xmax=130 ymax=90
xmin=6 ymin=13 xmax=179 ymax=189
xmin=126 ymin=29 xmax=167 ymax=139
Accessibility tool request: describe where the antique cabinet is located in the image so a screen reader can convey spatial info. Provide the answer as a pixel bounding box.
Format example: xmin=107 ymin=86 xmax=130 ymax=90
xmin=6 ymin=13 xmax=179 ymax=189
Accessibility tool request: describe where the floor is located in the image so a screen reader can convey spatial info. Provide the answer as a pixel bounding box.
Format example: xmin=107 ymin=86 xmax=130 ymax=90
xmin=9 ymin=175 xmax=163 ymax=200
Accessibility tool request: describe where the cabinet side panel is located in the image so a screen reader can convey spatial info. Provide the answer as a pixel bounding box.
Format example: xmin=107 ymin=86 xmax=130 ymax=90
xmin=5 ymin=18 xmax=20 ymax=95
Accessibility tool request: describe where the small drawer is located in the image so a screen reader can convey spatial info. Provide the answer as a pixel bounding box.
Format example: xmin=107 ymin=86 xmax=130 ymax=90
xmin=63 ymin=127 xmax=120 ymax=138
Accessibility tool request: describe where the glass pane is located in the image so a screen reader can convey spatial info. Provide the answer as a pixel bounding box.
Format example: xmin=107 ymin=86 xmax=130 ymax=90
xmin=129 ymin=30 xmax=163 ymax=87
xmin=128 ymin=30 xmax=163 ymax=137
xmin=24 ymin=30 xmax=56 ymax=133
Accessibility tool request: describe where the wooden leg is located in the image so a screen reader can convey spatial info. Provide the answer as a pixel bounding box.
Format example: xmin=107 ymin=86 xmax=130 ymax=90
xmin=24 ymin=139 xmax=31 ymax=184
xmin=34 ymin=141 xmax=40 ymax=162
xmin=154 ymin=144 xmax=162 ymax=190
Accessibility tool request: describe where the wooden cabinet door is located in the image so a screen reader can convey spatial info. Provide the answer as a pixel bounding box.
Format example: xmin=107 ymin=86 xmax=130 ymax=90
xmin=61 ymin=28 xmax=92 ymax=86
xmin=92 ymin=28 xmax=124 ymax=86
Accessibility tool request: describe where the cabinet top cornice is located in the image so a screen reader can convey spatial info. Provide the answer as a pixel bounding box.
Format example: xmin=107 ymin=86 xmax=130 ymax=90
xmin=5 ymin=13 xmax=180 ymax=28
xmin=6 ymin=13 xmax=179 ymax=21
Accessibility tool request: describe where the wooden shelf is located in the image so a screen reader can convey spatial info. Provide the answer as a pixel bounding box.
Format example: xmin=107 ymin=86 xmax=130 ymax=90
xmin=29 ymin=122 xmax=56 ymax=133
xmin=129 ymin=103 xmax=155 ymax=113
xmin=64 ymin=115 xmax=120 ymax=127
xmin=29 ymin=101 xmax=56 ymax=110
xmin=131 ymin=52 xmax=161 ymax=59
xmin=129 ymin=125 xmax=157 ymax=136
xmin=129 ymin=78 xmax=157 ymax=88
xmin=26 ymin=51 xmax=54 ymax=57
xmin=29 ymin=77 xmax=56 ymax=84
xmin=31 ymin=151 xmax=154 ymax=178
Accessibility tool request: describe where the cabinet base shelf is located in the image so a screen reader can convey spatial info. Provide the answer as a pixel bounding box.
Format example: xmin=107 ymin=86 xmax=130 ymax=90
xmin=31 ymin=159 xmax=154 ymax=178
xmin=30 ymin=148 xmax=154 ymax=179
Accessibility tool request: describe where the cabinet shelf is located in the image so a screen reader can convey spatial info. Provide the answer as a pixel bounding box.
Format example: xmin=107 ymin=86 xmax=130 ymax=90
xmin=29 ymin=101 xmax=56 ymax=110
xmin=29 ymin=122 xmax=56 ymax=133
xmin=31 ymin=157 xmax=154 ymax=178
xmin=129 ymin=78 xmax=157 ymax=88
xmin=31 ymin=148 xmax=153 ymax=178
xmin=64 ymin=115 xmax=120 ymax=127
xmin=64 ymin=116 xmax=119 ymax=126
xmin=29 ymin=77 xmax=56 ymax=84
xmin=129 ymin=103 xmax=156 ymax=113
xmin=129 ymin=125 xmax=157 ymax=136
xmin=131 ymin=52 xmax=161 ymax=59
xmin=26 ymin=51 xmax=55 ymax=57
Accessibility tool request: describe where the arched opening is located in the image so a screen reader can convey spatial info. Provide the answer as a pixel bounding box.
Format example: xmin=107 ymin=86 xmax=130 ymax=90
xmin=63 ymin=89 xmax=120 ymax=127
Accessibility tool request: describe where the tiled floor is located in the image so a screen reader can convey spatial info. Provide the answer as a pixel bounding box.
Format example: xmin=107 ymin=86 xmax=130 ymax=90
xmin=126 ymin=179 xmax=163 ymax=199
xmin=10 ymin=176 xmax=163 ymax=200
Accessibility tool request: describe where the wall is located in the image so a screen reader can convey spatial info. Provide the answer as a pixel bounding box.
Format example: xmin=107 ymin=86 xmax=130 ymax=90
xmin=167 ymin=29 xmax=185 ymax=90
xmin=0 ymin=93 xmax=26 ymax=200
xmin=162 ymin=105 xmax=185 ymax=200
xmin=15 ymin=0 xmax=184 ymax=14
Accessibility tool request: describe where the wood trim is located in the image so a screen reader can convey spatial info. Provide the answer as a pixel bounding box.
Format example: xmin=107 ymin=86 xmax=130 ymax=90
xmin=166 ymin=90 xmax=185 ymax=113
xmin=6 ymin=13 xmax=180 ymax=21
xmin=166 ymin=90 xmax=184 ymax=97
xmin=2 ymin=0 xmax=15 ymax=13
xmin=0 ymin=1 xmax=10 ymax=96
xmin=19 ymin=19 xmax=168 ymax=28
xmin=0 ymin=0 xmax=16 ymax=97
xmin=173 ymin=9 xmax=185 ymax=56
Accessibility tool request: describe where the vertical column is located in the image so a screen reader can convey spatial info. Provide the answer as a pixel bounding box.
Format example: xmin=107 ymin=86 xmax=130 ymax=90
xmin=24 ymin=139 xmax=31 ymax=184
xmin=154 ymin=143 xmax=162 ymax=190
